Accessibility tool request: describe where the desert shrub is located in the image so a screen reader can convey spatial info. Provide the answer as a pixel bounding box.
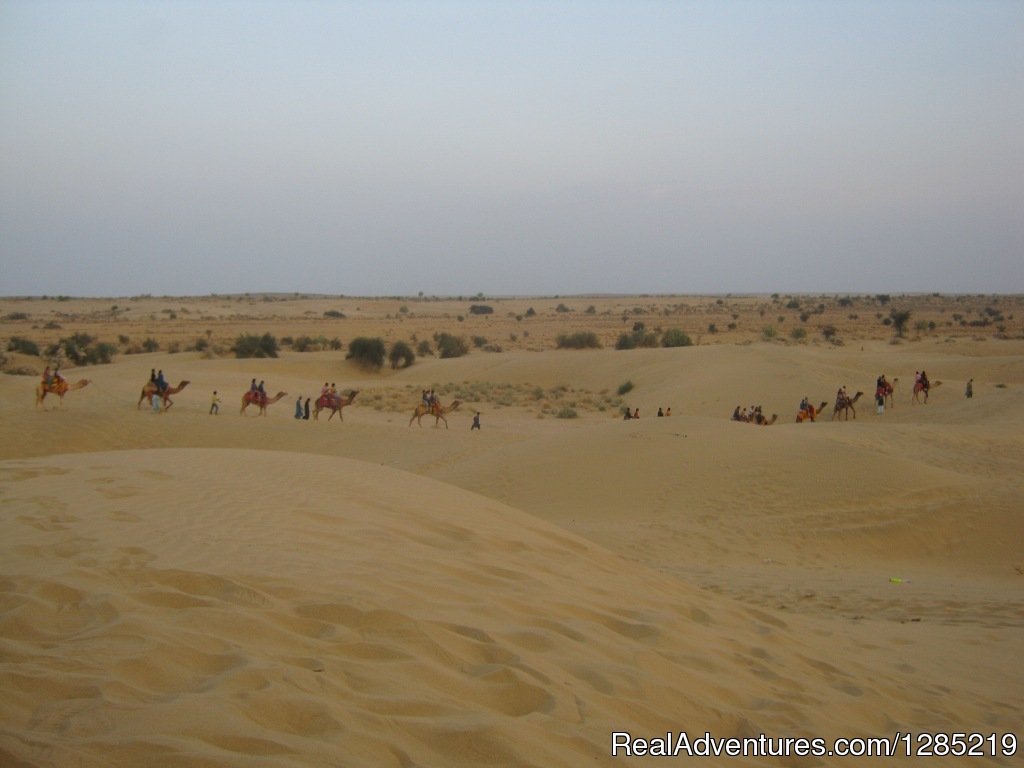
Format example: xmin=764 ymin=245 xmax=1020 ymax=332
xmin=661 ymin=329 xmax=692 ymax=348
xmin=556 ymin=407 xmax=578 ymax=419
xmin=435 ymin=332 xmax=468 ymax=359
xmin=468 ymin=304 xmax=493 ymax=315
xmin=821 ymin=325 xmax=838 ymax=342
xmin=615 ymin=333 xmax=637 ymax=350
xmin=890 ymin=309 xmax=912 ymax=337
xmin=346 ymin=337 xmax=386 ymax=369
xmin=555 ymin=303 xmax=571 ymax=313
xmin=324 ymin=310 xmax=346 ymax=318
xmin=45 ymin=333 xmax=116 ymax=365
xmin=292 ymin=335 xmax=331 ymax=352
xmin=556 ymin=331 xmax=601 ymax=349
xmin=232 ymin=332 xmax=279 ymax=358
xmin=191 ymin=337 xmax=210 ymax=352
xmin=388 ymin=340 xmax=416 ymax=369
xmin=7 ymin=337 xmax=40 ymax=356
xmin=790 ymin=327 xmax=807 ymax=341
xmin=4 ymin=312 xmax=29 ymax=321
xmin=416 ymin=339 xmax=433 ymax=357
xmin=142 ymin=337 xmax=160 ymax=352
xmin=472 ymin=335 xmax=488 ymax=348
xmin=525 ymin=307 xmax=536 ymax=317
xmin=617 ymin=380 xmax=634 ymax=395
xmin=761 ymin=326 xmax=777 ymax=340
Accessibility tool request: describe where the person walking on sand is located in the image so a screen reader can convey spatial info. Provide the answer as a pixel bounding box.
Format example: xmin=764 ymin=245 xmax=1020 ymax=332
xmin=151 ymin=392 xmax=162 ymax=414
xmin=471 ymin=412 xmax=481 ymax=430
xmin=295 ymin=396 xmax=303 ymax=419
xmin=965 ymin=378 xmax=973 ymax=399
xmin=303 ymin=397 xmax=311 ymax=420
xmin=209 ymin=390 xmax=221 ymax=415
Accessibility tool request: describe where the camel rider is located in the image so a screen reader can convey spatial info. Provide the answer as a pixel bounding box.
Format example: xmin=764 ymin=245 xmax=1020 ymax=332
xmin=155 ymin=370 xmax=167 ymax=394
xmin=250 ymin=379 xmax=259 ymax=398
xmin=799 ymin=396 xmax=809 ymax=412
xmin=42 ymin=366 xmax=52 ymax=386
xmin=257 ymin=380 xmax=266 ymax=403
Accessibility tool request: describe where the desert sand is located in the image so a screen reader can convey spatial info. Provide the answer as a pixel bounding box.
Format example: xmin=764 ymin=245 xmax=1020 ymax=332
xmin=1 ymin=294 xmax=1022 ymax=767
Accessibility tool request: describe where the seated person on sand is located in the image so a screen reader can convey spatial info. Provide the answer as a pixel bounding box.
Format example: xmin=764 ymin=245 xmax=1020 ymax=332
xmin=732 ymin=406 xmax=743 ymax=421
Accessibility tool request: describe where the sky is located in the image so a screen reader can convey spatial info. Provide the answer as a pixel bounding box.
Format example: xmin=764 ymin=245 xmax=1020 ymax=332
xmin=1 ymin=0 xmax=1022 ymax=297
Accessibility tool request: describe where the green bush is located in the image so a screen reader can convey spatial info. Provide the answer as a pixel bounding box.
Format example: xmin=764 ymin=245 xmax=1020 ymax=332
xmin=44 ymin=333 xmax=116 ymax=365
xmin=617 ymin=380 xmax=634 ymax=395
xmin=232 ymin=332 xmax=279 ymax=358
xmin=556 ymin=407 xmax=578 ymax=419
xmin=416 ymin=339 xmax=433 ymax=357
xmin=556 ymin=331 xmax=601 ymax=349
xmin=435 ymin=332 xmax=469 ymax=359
xmin=468 ymin=304 xmax=493 ymax=315
xmin=388 ymin=340 xmax=416 ymax=369
xmin=142 ymin=337 xmax=160 ymax=353
xmin=292 ymin=335 xmax=331 ymax=352
xmin=615 ymin=333 xmax=637 ymax=350
xmin=346 ymin=337 xmax=386 ymax=369
xmin=7 ymin=336 xmax=40 ymax=356
xmin=661 ymin=329 xmax=692 ymax=348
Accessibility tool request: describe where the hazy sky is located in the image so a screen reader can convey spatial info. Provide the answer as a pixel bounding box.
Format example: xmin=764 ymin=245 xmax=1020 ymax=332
xmin=1 ymin=1 xmax=1021 ymax=297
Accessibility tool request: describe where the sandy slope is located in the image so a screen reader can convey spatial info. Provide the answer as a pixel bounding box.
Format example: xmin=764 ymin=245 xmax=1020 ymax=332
xmin=1 ymin=336 xmax=1022 ymax=766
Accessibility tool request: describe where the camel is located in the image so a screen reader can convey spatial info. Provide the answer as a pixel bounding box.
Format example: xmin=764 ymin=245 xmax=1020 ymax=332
xmin=795 ymin=401 xmax=829 ymax=423
xmin=137 ymin=380 xmax=190 ymax=411
xmin=832 ymin=391 xmax=864 ymax=421
xmin=409 ymin=399 xmax=461 ymax=429
xmin=880 ymin=377 xmax=898 ymax=409
xmin=240 ymin=390 xmax=287 ymax=416
xmin=912 ymin=379 xmax=941 ymax=405
xmin=313 ymin=390 xmax=359 ymax=421
xmin=35 ymin=378 xmax=90 ymax=409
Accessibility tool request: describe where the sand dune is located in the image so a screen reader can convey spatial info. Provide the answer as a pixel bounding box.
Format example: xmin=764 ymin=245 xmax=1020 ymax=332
xmin=2 ymin=450 xmax=1020 ymax=767
xmin=1 ymin=307 xmax=1022 ymax=766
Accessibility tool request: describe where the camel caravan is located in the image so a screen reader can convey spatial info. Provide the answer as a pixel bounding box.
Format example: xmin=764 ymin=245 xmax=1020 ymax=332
xmin=35 ymin=362 xmax=947 ymax=426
